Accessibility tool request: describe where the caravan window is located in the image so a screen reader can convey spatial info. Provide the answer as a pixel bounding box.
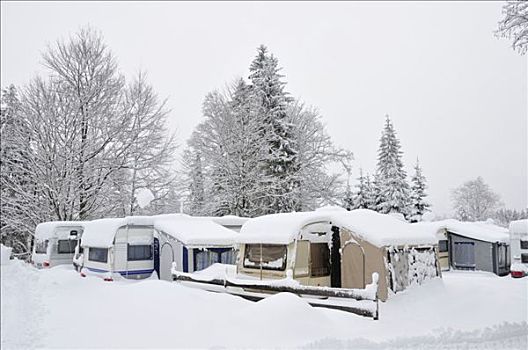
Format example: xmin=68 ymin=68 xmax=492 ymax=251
xmin=521 ymin=240 xmax=528 ymax=250
xmin=522 ymin=254 xmax=528 ymax=263
xmin=88 ymin=248 xmax=108 ymax=263
xmin=127 ymin=245 xmax=152 ymax=261
xmin=58 ymin=240 xmax=78 ymax=254
xmin=35 ymin=240 xmax=48 ymax=254
xmin=243 ymin=244 xmax=287 ymax=271
xmin=438 ymin=240 xmax=448 ymax=253
xmin=310 ymin=243 xmax=330 ymax=277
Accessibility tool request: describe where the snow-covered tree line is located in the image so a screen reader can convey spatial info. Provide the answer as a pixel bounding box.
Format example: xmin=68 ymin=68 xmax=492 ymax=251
xmin=0 ymin=27 xmax=178 ymax=253
xmin=184 ymin=46 xmax=351 ymax=217
xmin=343 ymin=115 xmax=430 ymax=222
xmin=496 ymin=0 xmax=528 ymax=55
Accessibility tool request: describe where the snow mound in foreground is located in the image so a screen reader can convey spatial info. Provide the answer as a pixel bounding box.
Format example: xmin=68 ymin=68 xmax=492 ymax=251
xmin=303 ymin=322 xmax=528 ymax=349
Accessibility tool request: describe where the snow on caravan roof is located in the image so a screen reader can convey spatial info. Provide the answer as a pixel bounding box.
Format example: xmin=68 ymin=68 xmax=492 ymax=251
xmin=415 ymin=219 xmax=509 ymax=243
xmin=81 ymin=216 xmax=155 ymax=248
xmin=238 ymin=209 xmax=436 ymax=247
xmin=238 ymin=212 xmax=331 ymax=244
xmin=35 ymin=221 xmax=85 ymax=240
xmin=509 ymin=219 xmax=528 ymax=239
xmin=154 ymin=216 xmax=237 ymax=246
xmin=197 ymin=215 xmax=249 ymax=227
xmin=330 ymin=210 xmax=436 ymax=247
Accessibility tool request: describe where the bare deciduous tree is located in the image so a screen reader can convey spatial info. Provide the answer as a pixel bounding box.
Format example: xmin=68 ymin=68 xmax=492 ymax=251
xmin=451 ymin=177 xmax=501 ymax=221
xmin=496 ymin=0 xmax=528 ymax=55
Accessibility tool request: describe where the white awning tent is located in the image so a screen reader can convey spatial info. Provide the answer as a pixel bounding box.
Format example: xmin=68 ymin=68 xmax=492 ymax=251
xmin=238 ymin=209 xmax=437 ymax=247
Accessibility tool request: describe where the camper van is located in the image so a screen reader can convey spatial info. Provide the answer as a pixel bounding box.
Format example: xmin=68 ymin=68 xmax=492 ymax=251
xmin=235 ymin=209 xmax=440 ymax=301
xmin=31 ymin=221 xmax=85 ymax=269
xmin=509 ymin=219 xmax=528 ymax=278
xmin=79 ymin=214 xmax=238 ymax=281
xmin=415 ymin=219 xmax=510 ymax=276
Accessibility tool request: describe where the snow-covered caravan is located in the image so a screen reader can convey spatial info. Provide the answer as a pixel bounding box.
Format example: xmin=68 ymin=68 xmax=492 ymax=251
xmin=154 ymin=215 xmax=238 ymax=280
xmin=416 ymin=219 xmax=510 ymax=276
xmin=236 ymin=209 xmax=440 ymax=301
xmin=509 ymin=219 xmax=528 ymax=278
xmin=31 ymin=221 xmax=85 ymax=269
xmin=80 ymin=216 xmax=156 ymax=280
xmin=79 ymin=215 xmax=238 ymax=281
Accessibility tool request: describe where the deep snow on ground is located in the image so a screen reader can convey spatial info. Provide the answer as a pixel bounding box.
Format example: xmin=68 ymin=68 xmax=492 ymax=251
xmin=1 ymin=260 xmax=527 ymax=349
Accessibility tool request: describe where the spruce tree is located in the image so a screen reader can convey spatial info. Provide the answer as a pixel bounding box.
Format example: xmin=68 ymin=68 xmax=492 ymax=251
xmin=375 ymin=115 xmax=410 ymax=215
xmin=408 ymin=159 xmax=430 ymax=222
xmin=352 ymin=168 xmax=370 ymax=209
xmin=249 ymin=45 xmax=300 ymax=214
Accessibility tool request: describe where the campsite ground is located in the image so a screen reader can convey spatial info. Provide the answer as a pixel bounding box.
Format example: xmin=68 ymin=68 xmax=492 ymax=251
xmin=1 ymin=260 xmax=527 ymax=349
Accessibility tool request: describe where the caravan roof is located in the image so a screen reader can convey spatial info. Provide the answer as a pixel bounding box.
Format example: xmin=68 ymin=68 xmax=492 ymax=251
xmin=154 ymin=216 xmax=237 ymax=246
xmin=35 ymin=221 xmax=86 ymax=240
xmin=238 ymin=209 xmax=437 ymax=247
xmin=415 ymin=219 xmax=509 ymax=243
xmin=81 ymin=216 xmax=155 ymax=248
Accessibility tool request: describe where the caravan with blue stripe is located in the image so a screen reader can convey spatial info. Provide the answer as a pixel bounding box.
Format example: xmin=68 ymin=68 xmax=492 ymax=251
xmin=79 ymin=214 xmax=239 ymax=281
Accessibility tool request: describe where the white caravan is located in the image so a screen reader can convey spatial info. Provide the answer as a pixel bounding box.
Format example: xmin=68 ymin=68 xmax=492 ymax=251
xmin=79 ymin=214 xmax=238 ymax=281
xmin=31 ymin=221 xmax=85 ymax=269
xmin=509 ymin=219 xmax=528 ymax=278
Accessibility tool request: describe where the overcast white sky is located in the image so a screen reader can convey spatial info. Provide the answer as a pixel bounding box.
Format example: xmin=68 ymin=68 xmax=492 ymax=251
xmin=1 ymin=1 xmax=526 ymax=215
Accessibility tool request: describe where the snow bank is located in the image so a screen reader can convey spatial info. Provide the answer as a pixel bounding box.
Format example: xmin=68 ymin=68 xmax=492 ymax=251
xmin=415 ymin=219 xmax=509 ymax=243
xmin=81 ymin=216 xmax=155 ymax=248
xmin=239 ymin=209 xmax=437 ymax=247
xmin=1 ymin=262 xmax=526 ymax=349
xmin=155 ymin=216 xmax=237 ymax=246
xmin=34 ymin=221 xmax=86 ymax=240
xmin=510 ymin=219 xmax=528 ymax=239
xmin=0 ymin=244 xmax=12 ymax=265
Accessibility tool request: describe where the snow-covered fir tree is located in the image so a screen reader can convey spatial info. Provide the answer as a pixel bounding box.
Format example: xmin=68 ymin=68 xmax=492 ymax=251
xmin=375 ymin=115 xmax=410 ymax=215
xmin=364 ymin=173 xmax=377 ymax=210
xmin=249 ymin=45 xmax=301 ymax=214
xmin=351 ymin=168 xmax=370 ymax=209
xmin=408 ymin=159 xmax=430 ymax=222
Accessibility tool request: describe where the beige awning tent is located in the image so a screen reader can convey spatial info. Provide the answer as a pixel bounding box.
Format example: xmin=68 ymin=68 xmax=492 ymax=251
xmin=238 ymin=208 xmax=440 ymax=301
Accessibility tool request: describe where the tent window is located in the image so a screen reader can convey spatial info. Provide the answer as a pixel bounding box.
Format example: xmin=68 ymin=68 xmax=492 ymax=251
xmin=58 ymin=239 xmax=78 ymax=254
xmin=243 ymin=244 xmax=287 ymax=271
xmin=127 ymin=245 xmax=152 ymax=261
xmin=88 ymin=248 xmax=108 ymax=263
xmin=193 ymin=248 xmax=235 ymax=271
xmin=520 ymin=240 xmax=528 ymax=250
xmin=453 ymin=242 xmax=475 ymax=269
xmin=521 ymin=254 xmax=528 ymax=263
xmin=310 ymin=243 xmax=330 ymax=277
xmin=35 ymin=240 xmax=48 ymax=254
xmin=438 ymin=240 xmax=448 ymax=253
